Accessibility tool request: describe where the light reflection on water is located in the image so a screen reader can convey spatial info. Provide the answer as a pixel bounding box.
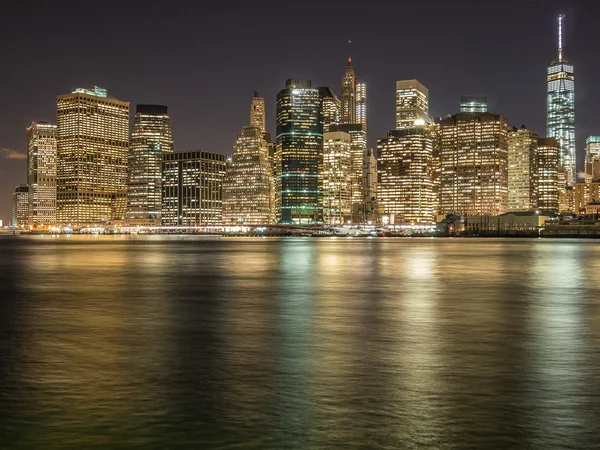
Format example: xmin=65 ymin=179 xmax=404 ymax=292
xmin=0 ymin=236 xmax=599 ymax=449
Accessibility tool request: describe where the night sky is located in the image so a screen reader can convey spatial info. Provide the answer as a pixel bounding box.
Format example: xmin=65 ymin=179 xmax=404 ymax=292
xmin=0 ymin=0 xmax=597 ymax=224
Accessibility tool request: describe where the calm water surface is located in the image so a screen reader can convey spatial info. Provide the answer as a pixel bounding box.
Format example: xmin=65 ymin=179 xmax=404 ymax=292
xmin=1 ymin=236 xmax=599 ymax=449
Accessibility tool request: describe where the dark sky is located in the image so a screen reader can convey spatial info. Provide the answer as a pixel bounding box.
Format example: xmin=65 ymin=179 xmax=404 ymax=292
xmin=0 ymin=0 xmax=597 ymax=224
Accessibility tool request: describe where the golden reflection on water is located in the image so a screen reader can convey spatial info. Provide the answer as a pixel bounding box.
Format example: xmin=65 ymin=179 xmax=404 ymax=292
xmin=1 ymin=236 xmax=600 ymax=448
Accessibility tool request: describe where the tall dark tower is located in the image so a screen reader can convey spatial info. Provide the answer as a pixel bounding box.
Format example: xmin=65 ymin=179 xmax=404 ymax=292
xmin=341 ymin=58 xmax=357 ymax=124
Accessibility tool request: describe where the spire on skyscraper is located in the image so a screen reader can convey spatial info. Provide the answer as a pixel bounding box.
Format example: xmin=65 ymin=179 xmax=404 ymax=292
xmin=558 ymin=14 xmax=564 ymax=61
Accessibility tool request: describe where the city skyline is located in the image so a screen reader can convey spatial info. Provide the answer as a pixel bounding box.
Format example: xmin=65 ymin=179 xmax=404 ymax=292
xmin=1 ymin=0 xmax=598 ymax=223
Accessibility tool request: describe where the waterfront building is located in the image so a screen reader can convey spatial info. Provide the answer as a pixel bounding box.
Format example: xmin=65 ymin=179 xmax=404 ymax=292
xmin=361 ymin=147 xmax=378 ymax=223
xmin=377 ymin=126 xmax=436 ymax=224
xmin=250 ymin=93 xmax=266 ymax=133
xmin=323 ymin=131 xmax=352 ymax=224
xmin=584 ymin=136 xmax=600 ymax=182
xmin=395 ymin=80 xmax=429 ymax=129
xmin=222 ymin=126 xmax=273 ymax=225
xmin=546 ymin=14 xmax=576 ymax=185
xmin=557 ymin=166 xmax=574 ymax=213
xmin=507 ymin=126 xmax=538 ymax=211
xmin=12 ymin=185 xmax=29 ymax=228
xmin=439 ymin=106 xmax=509 ymax=216
xmin=341 ymin=58 xmax=357 ymax=124
xmin=26 ymin=122 xmax=57 ymax=227
xmin=162 ymin=151 xmax=226 ymax=226
xmin=56 ymin=86 xmax=129 ymax=225
xmin=321 ymin=87 xmax=341 ymax=132
xmin=573 ymin=181 xmax=600 ymax=214
xmin=536 ymin=137 xmax=559 ymax=212
xmin=126 ymin=105 xmax=173 ymax=225
xmin=275 ymin=78 xmax=324 ymax=224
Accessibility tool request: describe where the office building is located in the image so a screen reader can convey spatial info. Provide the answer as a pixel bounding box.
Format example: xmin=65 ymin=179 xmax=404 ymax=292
xmin=126 ymin=105 xmax=173 ymax=225
xmin=460 ymin=96 xmax=488 ymax=113
xmin=12 ymin=185 xmax=29 ymax=228
xmin=356 ymin=82 xmax=367 ymax=126
xmin=323 ymin=131 xmax=352 ymax=224
xmin=223 ymin=125 xmax=273 ymax=225
xmin=26 ymin=122 xmax=57 ymax=227
xmin=546 ymin=15 xmax=576 ymax=185
xmin=341 ymin=58 xmax=357 ymax=124
xmin=439 ymin=106 xmax=509 ymax=216
xmin=396 ymin=80 xmax=429 ymax=129
xmin=507 ymin=126 xmax=538 ymax=211
xmin=536 ymin=137 xmax=559 ymax=212
xmin=162 ymin=151 xmax=226 ymax=226
xmin=321 ymin=87 xmax=341 ymax=132
xmin=329 ymin=124 xmax=367 ymax=211
xmin=250 ymin=93 xmax=266 ymax=133
xmin=585 ymin=136 xmax=600 ymax=182
xmin=574 ymin=181 xmax=600 ymax=214
xmin=56 ymin=86 xmax=129 ymax=225
xmin=275 ymin=78 xmax=324 ymax=224
xmin=360 ymin=147 xmax=378 ymax=224
xmin=377 ymin=127 xmax=436 ymax=224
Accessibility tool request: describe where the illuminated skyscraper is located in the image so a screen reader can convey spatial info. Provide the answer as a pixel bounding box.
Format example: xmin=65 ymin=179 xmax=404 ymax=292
xmin=507 ymin=126 xmax=538 ymax=211
xmin=356 ymin=82 xmax=367 ymax=126
xmin=323 ymin=131 xmax=352 ymax=224
xmin=12 ymin=185 xmax=29 ymax=228
xmin=536 ymin=137 xmax=559 ymax=212
xmin=341 ymin=58 xmax=357 ymax=124
xmin=162 ymin=151 xmax=226 ymax=226
xmin=223 ymin=126 xmax=273 ymax=225
xmin=27 ymin=122 xmax=57 ymax=227
xmin=321 ymin=87 xmax=341 ymax=132
xmin=584 ymin=136 xmax=600 ymax=182
xmin=546 ymin=14 xmax=575 ymax=185
xmin=330 ymin=124 xmax=367 ymax=209
xmin=126 ymin=105 xmax=173 ymax=225
xmin=460 ymin=96 xmax=488 ymax=113
xmin=396 ymin=80 xmax=429 ymax=129
xmin=439 ymin=106 xmax=509 ymax=215
xmin=275 ymin=78 xmax=324 ymax=224
xmin=56 ymin=86 xmax=129 ymax=225
xmin=250 ymin=93 xmax=266 ymax=133
xmin=377 ymin=126 xmax=436 ymax=224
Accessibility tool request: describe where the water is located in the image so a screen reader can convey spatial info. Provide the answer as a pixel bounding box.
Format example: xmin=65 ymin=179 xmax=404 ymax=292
xmin=1 ymin=236 xmax=599 ymax=449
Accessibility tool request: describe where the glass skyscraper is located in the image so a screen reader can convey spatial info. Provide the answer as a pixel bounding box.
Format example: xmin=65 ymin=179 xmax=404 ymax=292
xmin=126 ymin=105 xmax=173 ymax=225
xmin=275 ymin=78 xmax=324 ymax=224
xmin=546 ymin=14 xmax=575 ymax=185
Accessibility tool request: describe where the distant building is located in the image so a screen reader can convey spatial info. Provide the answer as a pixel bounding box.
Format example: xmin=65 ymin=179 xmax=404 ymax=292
xmin=275 ymin=78 xmax=324 ymax=224
xmin=341 ymin=58 xmax=357 ymax=124
xmin=250 ymin=93 xmax=266 ymax=133
xmin=356 ymin=82 xmax=367 ymax=127
xmin=126 ymin=105 xmax=173 ymax=225
xmin=439 ymin=105 xmax=509 ymax=216
xmin=56 ymin=86 xmax=129 ymax=225
xmin=396 ymin=80 xmax=429 ymax=129
xmin=321 ymin=87 xmax=341 ymax=132
xmin=377 ymin=126 xmax=437 ymax=224
xmin=323 ymin=131 xmax=352 ymax=224
xmin=222 ymin=126 xmax=273 ymax=225
xmin=546 ymin=15 xmax=575 ymax=185
xmin=460 ymin=96 xmax=488 ymax=113
xmin=536 ymin=138 xmax=560 ymax=212
xmin=12 ymin=185 xmax=29 ymax=228
xmin=507 ymin=126 xmax=538 ymax=211
xmin=161 ymin=151 xmax=226 ymax=226
xmin=573 ymin=181 xmax=600 ymax=214
xmin=27 ymin=122 xmax=57 ymax=227
xmin=465 ymin=210 xmax=556 ymax=234
xmin=361 ymin=147 xmax=378 ymax=224
xmin=584 ymin=136 xmax=600 ymax=182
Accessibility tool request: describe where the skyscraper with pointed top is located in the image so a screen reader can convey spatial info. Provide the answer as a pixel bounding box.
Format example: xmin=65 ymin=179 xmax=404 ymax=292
xmin=546 ymin=14 xmax=575 ymax=185
xmin=341 ymin=57 xmax=357 ymax=124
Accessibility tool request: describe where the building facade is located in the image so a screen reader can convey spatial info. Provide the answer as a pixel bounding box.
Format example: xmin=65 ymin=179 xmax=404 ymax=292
xmin=341 ymin=58 xmax=357 ymax=124
xmin=573 ymin=181 xmax=600 ymax=214
xmin=377 ymin=127 xmax=436 ymax=224
xmin=27 ymin=122 xmax=57 ymax=227
xmin=12 ymin=185 xmax=29 ymax=228
xmin=439 ymin=109 xmax=509 ymax=216
xmin=356 ymin=82 xmax=367 ymax=126
xmin=250 ymin=93 xmax=266 ymax=133
xmin=323 ymin=131 xmax=352 ymax=224
xmin=321 ymin=87 xmax=341 ymax=132
xmin=546 ymin=15 xmax=575 ymax=185
xmin=222 ymin=126 xmax=273 ymax=225
xmin=275 ymin=78 xmax=324 ymax=224
xmin=536 ymin=137 xmax=560 ymax=212
xmin=395 ymin=80 xmax=429 ymax=129
xmin=162 ymin=151 xmax=226 ymax=226
xmin=126 ymin=104 xmax=173 ymax=225
xmin=56 ymin=86 xmax=129 ymax=225
xmin=507 ymin=126 xmax=538 ymax=211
